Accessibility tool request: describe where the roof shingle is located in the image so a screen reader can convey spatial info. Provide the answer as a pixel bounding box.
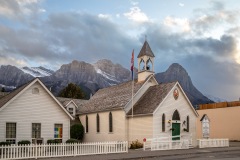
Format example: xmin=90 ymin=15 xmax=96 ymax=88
xmin=128 ymin=82 xmax=176 ymax=115
xmin=137 ymin=40 xmax=155 ymax=58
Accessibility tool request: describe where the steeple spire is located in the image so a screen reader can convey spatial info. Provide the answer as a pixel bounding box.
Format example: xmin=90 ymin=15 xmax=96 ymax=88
xmin=137 ymin=39 xmax=155 ymax=82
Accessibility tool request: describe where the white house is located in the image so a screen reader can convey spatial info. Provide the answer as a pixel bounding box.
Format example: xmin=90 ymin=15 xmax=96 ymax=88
xmin=0 ymin=78 xmax=74 ymax=144
xmin=78 ymin=40 xmax=199 ymax=146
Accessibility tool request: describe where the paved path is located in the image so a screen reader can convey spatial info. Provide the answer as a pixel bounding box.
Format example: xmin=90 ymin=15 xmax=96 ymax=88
xmin=42 ymin=142 xmax=240 ymax=160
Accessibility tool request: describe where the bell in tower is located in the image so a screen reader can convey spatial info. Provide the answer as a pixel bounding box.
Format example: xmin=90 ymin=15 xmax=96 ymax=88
xmin=137 ymin=40 xmax=155 ymax=82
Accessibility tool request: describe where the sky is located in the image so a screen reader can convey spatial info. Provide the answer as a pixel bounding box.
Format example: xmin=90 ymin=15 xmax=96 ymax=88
xmin=0 ymin=0 xmax=240 ymax=101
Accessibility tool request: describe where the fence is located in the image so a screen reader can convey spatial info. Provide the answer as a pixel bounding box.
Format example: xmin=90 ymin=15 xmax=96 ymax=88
xmin=143 ymin=135 xmax=191 ymax=151
xmin=198 ymin=139 xmax=229 ymax=148
xmin=0 ymin=141 xmax=128 ymax=160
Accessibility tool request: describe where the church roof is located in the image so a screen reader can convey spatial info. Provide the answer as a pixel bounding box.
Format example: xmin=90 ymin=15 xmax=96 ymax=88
xmin=77 ymin=80 xmax=144 ymax=114
xmin=137 ymin=40 xmax=155 ymax=58
xmin=0 ymin=79 xmax=35 ymax=109
xmin=127 ymin=82 xmax=176 ymax=115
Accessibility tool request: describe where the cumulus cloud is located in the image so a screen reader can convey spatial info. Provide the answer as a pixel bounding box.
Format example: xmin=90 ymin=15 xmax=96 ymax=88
xmin=179 ymin=3 xmax=184 ymax=7
xmin=124 ymin=6 xmax=149 ymax=23
xmin=163 ymin=16 xmax=190 ymax=32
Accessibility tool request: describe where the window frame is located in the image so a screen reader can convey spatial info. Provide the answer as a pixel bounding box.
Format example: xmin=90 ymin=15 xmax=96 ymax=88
xmin=96 ymin=113 xmax=100 ymax=133
xmin=54 ymin=124 xmax=63 ymax=143
xmin=109 ymin=112 xmax=113 ymax=133
xmin=162 ymin=113 xmax=165 ymax=132
xmin=32 ymin=123 xmax=41 ymax=138
xmin=86 ymin=115 xmax=88 ymax=133
xmin=6 ymin=122 xmax=17 ymax=144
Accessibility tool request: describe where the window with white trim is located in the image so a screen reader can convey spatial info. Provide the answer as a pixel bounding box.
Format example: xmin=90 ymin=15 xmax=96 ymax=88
xmin=6 ymin=123 xmax=16 ymax=144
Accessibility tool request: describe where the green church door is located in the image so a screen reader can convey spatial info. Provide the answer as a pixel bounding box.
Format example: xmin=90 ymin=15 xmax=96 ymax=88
xmin=172 ymin=123 xmax=180 ymax=140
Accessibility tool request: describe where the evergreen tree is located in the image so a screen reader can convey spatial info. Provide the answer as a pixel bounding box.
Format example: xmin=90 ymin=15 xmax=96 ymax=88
xmin=58 ymin=83 xmax=85 ymax=99
xmin=1 ymin=87 xmax=5 ymax=92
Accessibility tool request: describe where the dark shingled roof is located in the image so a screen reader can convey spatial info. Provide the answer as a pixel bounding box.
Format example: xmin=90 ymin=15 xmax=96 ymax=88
xmin=0 ymin=78 xmax=35 ymax=109
xmin=137 ymin=40 xmax=155 ymax=58
xmin=128 ymin=82 xmax=176 ymax=115
xmin=56 ymin=97 xmax=88 ymax=109
xmin=78 ymin=80 xmax=144 ymax=114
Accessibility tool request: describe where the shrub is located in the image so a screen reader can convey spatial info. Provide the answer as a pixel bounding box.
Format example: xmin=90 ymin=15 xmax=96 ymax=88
xmin=18 ymin=140 xmax=31 ymax=145
xmin=47 ymin=139 xmax=61 ymax=144
xmin=70 ymin=124 xmax=84 ymax=141
xmin=66 ymin=139 xmax=79 ymax=143
xmin=0 ymin=141 xmax=11 ymax=146
xmin=130 ymin=139 xmax=143 ymax=149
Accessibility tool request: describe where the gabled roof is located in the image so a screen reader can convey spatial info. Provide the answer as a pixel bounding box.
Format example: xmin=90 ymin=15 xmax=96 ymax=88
xmin=127 ymin=82 xmax=176 ymax=115
xmin=0 ymin=79 xmax=35 ymax=109
xmin=200 ymin=114 xmax=210 ymax=121
xmin=137 ymin=40 xmax=155 ymax=58
xmin=56 ymin=97 xmax=88 ymax=109
xmin=0 ymin=78 xmax=74 ymax=120
xmin=77 ymin=80 xmax=144 ymax=114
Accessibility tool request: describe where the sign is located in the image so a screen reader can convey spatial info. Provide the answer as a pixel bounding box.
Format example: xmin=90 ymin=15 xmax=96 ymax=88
xmin=202 ymin=116 xmax=210 ymax=138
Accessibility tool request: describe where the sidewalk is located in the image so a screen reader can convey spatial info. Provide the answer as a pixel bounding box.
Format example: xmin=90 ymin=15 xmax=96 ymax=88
xmin=44 ymin=142 xmax=240 ymax=160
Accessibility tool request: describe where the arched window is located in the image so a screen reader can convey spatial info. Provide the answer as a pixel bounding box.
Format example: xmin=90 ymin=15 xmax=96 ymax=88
xmin=109 ymin=112 xmax=113 ymax=133
xmin=140 ymin=59 xmax=145 ymax=71
xmin=96 ymin=114 xmax=100 ymax=133
xmin=162 ymin=114 xmax=165 ymax=132
xmin=86 ymin=115 xmax=88 ymax=133
xmin=146 ymin=58 xmax=153 ymax=71
xmin=172 ymin=110 xmax=180 ymax=120
xmin=187 ymin=116 xmax=189 ymax=132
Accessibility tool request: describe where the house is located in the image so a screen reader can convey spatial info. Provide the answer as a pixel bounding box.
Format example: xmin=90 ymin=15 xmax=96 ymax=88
xmin=78 ymin=40 xmax=199 ymax=146
xmin=0 ymin=78 xmax=74 ymax=144
xmin=57 ymin=97 xmax=88 ymax=126
xmin=196 ymin=101 xmax=240 ymax=141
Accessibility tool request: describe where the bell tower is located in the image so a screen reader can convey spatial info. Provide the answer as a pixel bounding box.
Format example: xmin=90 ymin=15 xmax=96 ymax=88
xmin=137 ymin=40 xmax=155 ymax=82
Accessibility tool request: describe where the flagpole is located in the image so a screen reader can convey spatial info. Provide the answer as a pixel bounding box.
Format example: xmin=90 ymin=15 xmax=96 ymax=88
xmin=131 ymin=49 xmax=134 ymax=118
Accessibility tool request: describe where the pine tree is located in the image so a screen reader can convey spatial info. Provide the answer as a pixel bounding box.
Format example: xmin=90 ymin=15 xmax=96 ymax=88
xmin=58 ymin=83 xmax=85 ymax=99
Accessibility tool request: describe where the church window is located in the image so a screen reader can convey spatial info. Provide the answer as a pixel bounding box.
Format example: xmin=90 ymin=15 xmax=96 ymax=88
xmin=109 ymin=112 xmax=113 ymax=133
xmin=187 ymin=116 xmax=189 ymax=132
xmin=172 ymin=110 xmax=180 ymax=120
xmin=162 ymin=114 xmax=165 ymax=132
xmin=96 ymin=113 xmax=100 ymax=133
xmin=86 ymin=115 xmax=88 ymax=133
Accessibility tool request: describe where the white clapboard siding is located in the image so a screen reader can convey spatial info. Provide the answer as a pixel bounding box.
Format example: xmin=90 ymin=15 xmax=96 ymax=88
xmin=80 ymin=110 xmax=126 ymax=142
xmin=153 ymin=84 xmax=198 ymax=146
xmin=0 ymin=81 xmax=70 ymax=143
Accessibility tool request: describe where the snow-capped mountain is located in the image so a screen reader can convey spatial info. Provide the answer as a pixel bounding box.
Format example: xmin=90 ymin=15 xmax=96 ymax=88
xmin=20 ymin=66 xmax=54 ymax=77
xmin=204 ymin=94 xmax=227 ymax=103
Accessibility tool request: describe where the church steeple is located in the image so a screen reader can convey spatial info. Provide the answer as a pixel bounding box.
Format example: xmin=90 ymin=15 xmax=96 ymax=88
xmin=137 ymin=40 xmax=155 ymax=82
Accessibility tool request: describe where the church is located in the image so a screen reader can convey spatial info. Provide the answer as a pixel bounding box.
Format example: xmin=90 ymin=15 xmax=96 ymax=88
xmin=78 ymin=40 xmax=198 ymax=146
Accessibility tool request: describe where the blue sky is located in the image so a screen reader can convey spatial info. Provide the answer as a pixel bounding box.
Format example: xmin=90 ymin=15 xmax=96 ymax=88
xmin=0 ymin=0 xmax=240 ymax=101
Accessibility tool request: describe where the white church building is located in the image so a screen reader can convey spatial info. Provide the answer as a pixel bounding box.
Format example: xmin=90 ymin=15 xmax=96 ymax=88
xmin=78 ymin=40 xmax=198 ymax=146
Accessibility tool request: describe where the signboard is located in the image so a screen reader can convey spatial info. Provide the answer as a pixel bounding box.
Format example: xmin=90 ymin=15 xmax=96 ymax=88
xmin=202 ymin=116 xmax=210 ymax=138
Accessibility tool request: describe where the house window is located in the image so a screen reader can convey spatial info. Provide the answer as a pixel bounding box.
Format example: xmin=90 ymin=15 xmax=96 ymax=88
xmin=162 ymin=114 xmax=165 ymax=132
xmin=187 ymin=116 xmax=189 ymax=132
xmin=86 ymin=115 xmax=88 ymax=133
xmin=109 ymin=112 xmax=113 ymax=133
xmin=6 ymin=123 xmax=16 ymax=144
xmin=54 ymin=124 xmax=63 ymax=143
xmin=68 ymin=108 xmax=74 ymax=115
xmin=32 ymin=87 xmax=39 ymax=94
xmin=172 ymin=110 xmax=180 ymax=120
xmin=32 ymin=123 xmax=41 ymax=138
xmin=96 ymin=113 xmax=100 ymax=133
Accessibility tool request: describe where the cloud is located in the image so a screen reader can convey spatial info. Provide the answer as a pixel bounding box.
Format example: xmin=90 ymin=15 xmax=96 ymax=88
xmin=0 ymin=0 xmax=45 ymax=20
xmin=163 ymin=16 xmax=190 ymax=32
xmin=179 ymin=3 xmax=184 ymax=7
xmin=124 ymin=6 xmax=149 ymax=23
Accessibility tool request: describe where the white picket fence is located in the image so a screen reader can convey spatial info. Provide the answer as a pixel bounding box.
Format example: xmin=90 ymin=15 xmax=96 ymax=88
xmin=198 ymin=139 xmax=229 ymax=148
xmin=0 ymin=141 xmax=128 ymax=159
xmin=143 ymin=135 xmax=191 ymax=151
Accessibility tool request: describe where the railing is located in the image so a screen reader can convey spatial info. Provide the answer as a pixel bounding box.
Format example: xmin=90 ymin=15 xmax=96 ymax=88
xmin=198 ymin=139 xmax=229 ymax=148
xmin=143 ymin=135 xmax=191 ymax=151
xmin=0 ymin=141 xmax=128 ymax=159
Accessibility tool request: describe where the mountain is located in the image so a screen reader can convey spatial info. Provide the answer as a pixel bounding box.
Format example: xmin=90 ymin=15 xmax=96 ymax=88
xmin=41 ymin=59 xmax=132 ymax=98
xmin=155 ymin=63 xmax=213 ymax=106
xmin=204 ymin=94 xmax=227 ymax=103
xmin=0 ymin=60 xmax=213 ymax=105
xmin=0 ymin=65 xmax=34 ymax=91
xmin=20 ymin=66 xmax=54 ymax=77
